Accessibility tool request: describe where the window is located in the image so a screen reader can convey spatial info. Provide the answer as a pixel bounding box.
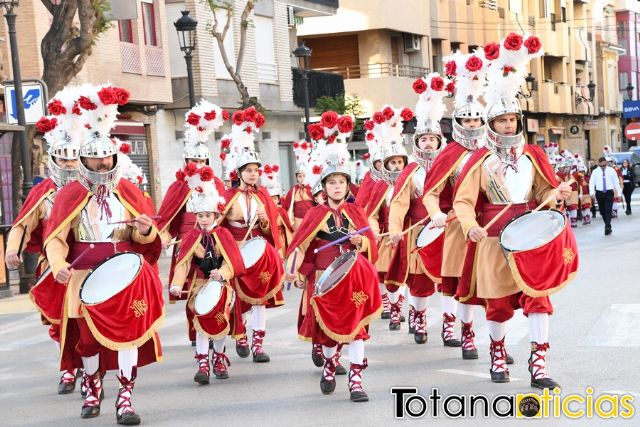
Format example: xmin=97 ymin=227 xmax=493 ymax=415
xmin=141 ymin=1 xmax=157 ymax=46
xmin=118 ymin=20 xmax=134 ymax=43
xmin=255 ymin=16 xmax=277 ymax=82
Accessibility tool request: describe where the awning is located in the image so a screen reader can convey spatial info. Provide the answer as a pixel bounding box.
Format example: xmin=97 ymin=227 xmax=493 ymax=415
xmin=549 ymin=127 xmax=564 ymax=135
xmin=111 ymin=120 xmax=145 ymax=136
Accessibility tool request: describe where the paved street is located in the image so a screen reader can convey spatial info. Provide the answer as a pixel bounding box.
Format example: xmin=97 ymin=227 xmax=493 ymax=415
xmin=1 ymin=200 xmax=639 ymax=426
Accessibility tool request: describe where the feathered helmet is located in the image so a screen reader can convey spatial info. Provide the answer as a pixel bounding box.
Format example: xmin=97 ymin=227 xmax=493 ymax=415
xmin=575 ymin=153 xmax=587 ymax=173
xmin=308 ymin=111 xmax=355 ymax=186
xmin=75 ymin=83 xmax=130 ymax=191
xmin=544 ymin=142 xmax=559 ymax=166
xmin=35 ymin=85 xmax=84 ymax=188
xmin=179 ymin=165 xmax=226 ymax=214
xmin=363 ymin=119 xmax=384 ymax=181
xmin=292 ymin=140 xmax=313 ymax=179
xmin=444 ymin=49 xmax=488 ymax=150
xmin=412 ymin=72 xmax=452 ymax=167
xmin=483 ymin=33 xmax=543 ymax=167
xmin=303 ymin=141 xmax=325 ymax=196
xmin=183 ymin=100 xmax=228 ymax=164
xmin=603 ymin=145 xmax=614 ymax=162
xmin=115 ymin=139 xmax=147 ymax=189
xmin=261 ymin=163 xmax=282 ymax=197
xmin=557 ymin=149 xmax=576 ymax=171
xmin=220 ymin=107 xmax=266 ymax=177
xmin=368 ymin=105 xmax=414 ymax=184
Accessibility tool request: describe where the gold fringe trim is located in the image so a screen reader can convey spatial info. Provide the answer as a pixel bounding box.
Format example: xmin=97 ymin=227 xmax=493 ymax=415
xmin=297 ymin=333 xmax=313 ymax=343
xmin=152 ymin=332 xmax=163 ymax=362
xmin=159 ymin=189 xmax=191 ymax=234
xmin=507 ymin=253 xmax=577 ymax=297
xmin=80 ymin=306 xmax=166 ymax=351
xmin=43 ymin=193 xmax=91 ymax=247
xmin=310 ymin=298 xmax=382 ymax=343
xmin=234 ymin=274 xmax=285 ymax=305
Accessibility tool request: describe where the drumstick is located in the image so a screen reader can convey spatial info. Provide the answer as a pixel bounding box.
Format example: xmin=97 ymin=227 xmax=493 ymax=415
xmin=16 ymin=225 xmax=27 ymax=259
xmin=379 ymin=216 xmax=429 ymax=239
xmin=68 ymin=244 xmax=95 ymax=269
xmin=313 ymin=226 xmax=371 ymax=254
xmin=428 ymin=215 xmax=457 ymax=230
xmin=533 ymin=177 xmax=576 ymax=212
xmin=240 ymin=215 xmax=260 ymax=246
xmin=482 ymin=203 xmax=513 ymax=231
xmin=286 ymin=251 xmax=298 ymax=291
xmin=107 ymin=215 xmax=161 ymax=225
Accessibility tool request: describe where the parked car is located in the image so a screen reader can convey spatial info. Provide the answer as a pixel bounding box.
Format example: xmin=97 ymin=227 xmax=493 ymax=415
xmin=611 ymin=151 xmax=640 ymax=186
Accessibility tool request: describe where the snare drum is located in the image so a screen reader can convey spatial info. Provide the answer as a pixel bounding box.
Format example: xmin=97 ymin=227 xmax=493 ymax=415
xmin=236 ymin=238 xmax=284 ymax=304
xmin=499 ymin=209 xmax=578 ymax=297
xmin=29 ymin=267 xmax=66 ymax=324
xmin=194 ymin=280 xmax=232 ymax=315
xmin=192 ymin=280 xmax=236 ymax=339
xmin=415 ymin=224 xmax=445 ymax=281
xmin=315 ymin=251 xmax=358 ymax=296
xmin=79 ymin=252 xmax=164 ymax=347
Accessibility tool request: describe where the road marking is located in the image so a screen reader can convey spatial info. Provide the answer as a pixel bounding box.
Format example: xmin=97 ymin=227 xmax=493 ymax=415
xmin=586 ymin=304 xmax=640 ymax=347
xmin=437 ymin=368 xmax=521 ymax=381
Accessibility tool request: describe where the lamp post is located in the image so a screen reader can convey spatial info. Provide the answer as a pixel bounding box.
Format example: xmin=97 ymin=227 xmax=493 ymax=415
xmin=587 ymin=80 xmax=596 ymax=102
xmin=293 ymin=42 xmax=312 ymax=141
xmin=1 ymin=0 xmax=32 ymax=198
xmin=174 ymin=10 xmax=198 ymax=108
xmin=627 ymin=83 xmax=635 ymax=101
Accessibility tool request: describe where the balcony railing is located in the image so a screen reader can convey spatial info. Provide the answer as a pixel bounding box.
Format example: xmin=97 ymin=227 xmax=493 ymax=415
xmin=312 ymin=63 xmax=430 ymax=80
xmin=292 ymin=68 xmax=344 ymax=109
xmin=145 ymin=46 xmax=165 ymax=77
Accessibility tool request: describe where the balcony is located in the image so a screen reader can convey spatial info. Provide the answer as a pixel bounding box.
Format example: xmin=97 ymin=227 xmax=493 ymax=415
xmin=120 ymin=42 xmax=142 ymax=74
xmin=540 ymin=21 xmax=570 ymax=57
xmin=572 ymin=29 xmax=589 ymax=63
xmin=538 ymin=81 xmax=572 ymax=114
xmin=145 ymin=46 xmax=165 ymax=77
xmin=312 ymin=63 xmax=429 ymax=80
xmin=292 ymin=68 xmax=345 ymax=109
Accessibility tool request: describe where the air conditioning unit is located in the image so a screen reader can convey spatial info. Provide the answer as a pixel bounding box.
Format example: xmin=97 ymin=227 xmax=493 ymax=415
xmin=287 ymin=5 xmax=295 ymax=28
xmin=403 ymin=33 xmax=421 ymax=52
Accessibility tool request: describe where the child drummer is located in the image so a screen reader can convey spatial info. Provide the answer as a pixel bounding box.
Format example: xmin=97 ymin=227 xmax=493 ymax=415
xmin=169 ymin=166 xmax=246 ymax=385
xmin=285 ymin=113 xmax=381 ymax=402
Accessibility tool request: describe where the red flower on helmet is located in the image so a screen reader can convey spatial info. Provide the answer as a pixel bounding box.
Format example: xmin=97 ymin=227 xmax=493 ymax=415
xmin=230 ymin=170 xmax=238 ymax=181
xmin=119 ymin=143 xmax=131 ymax=154
xmin=362 ymin=153 xmax=371 ymax=159
xmin=382 ymin=106 xmax=395 ymax=120
xmin=245 ymin=127 xmax=253 ymax=134
xmin=337 ymin=115 xmax=354 ymax=133
xmin=400 ymin=108 xmax=414 ymax=122
xmin=309 ymin=124 xmax=325 ymax=141
xmin=444 ymin=60 xmax=457 ymax=77
xmin=36 ymin=117 xmax=57 ymax=133
xmin=293 ymin=142 xmax=300 ymax=149
xmin=413 ymin=78 xmax=427 ymax=94
xmin=78 ymin=96 xmax=97 ymax=111
xmin=199 ymin=166 xmax=214 ymax=181
xmin=483 ymin=42 xmax=500 ymax=60
xmin=232 ymin=110 xmax=244 ymax=125
xmin=321 ymin=111 xmax=339 ymax=129
xmin=137 ymin=175 xmax=143 ymax=184
xmin=273 ymin=165 xmax=280 ymax=172
xmin=254 ymin=113 xmax=266 ymax=128
xmin=222 ymin=110 xmax=230 ymax=121
xmin=430 ymin=76 xmax=445 ymax=91
xmin=326 ymin=134 xmax=336 ymax=144
xmin=204 ymin=110 xmax=217 ymax=121
xmin=524 ymin=36 xmax=541 ymax=54
xmin=445 ymin=81 xmax=456 ymax=95
xmin=366 ymin=132 xmax=374 ymax=141
xmin=264 ymin=164 xmax=273 ymax=174
xmin=312 ymin=165 xmax=323 ymax=174
xmin=219 ymin=152 xmax=227 ymax=160
xmin=113 ymin=87 xmax=130 ymax=105
xmin=372 ymin=111 xmax=385 ymax=124
xmin=185 ymin=162 xmax=198 ymax=177
xmin=465 ymin=55 xmax=483 ymax=72
xmin=503 ymin=33 xmax=523 ymax=51
xmin=72 ymin=103 xmax=81 ymax=115
xmin=187 ymin=113 xmax=201 ymax=126
xmin=244 ymin=107 xmax=258 ymax=122
xmin=364 ymin=120 xmax=374 ymax=131
xmin=220 ymin=138 xmax=231 ymax=149
xmin=97 ymin=86 xmax=118 ymax=105
xmin=175 ymin=170 xmax=186 ymax=181
xmin=47 ymin=99 xmax=66 ymax=116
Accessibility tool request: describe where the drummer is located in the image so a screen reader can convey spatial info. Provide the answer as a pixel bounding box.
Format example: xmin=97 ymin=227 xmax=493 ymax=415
xmin=262 ymin=163 xmax=294 ymax=257
xmin=169 ymin=167 xmax=246 ymax=385
xmin=44 ymin=84 xmax=162 ymax=424
xmin=422 ymin=50 xmax=488 ymax=359
xmin=453 ymin=35 xmax=572 ymax=389
xmin=5 ymin=86 xmax=82 ymax=395
xmin=218 ymin=107 xmax=284 ymax=363
xmin=285 ymin=112 xmax=381 ymax=402
xmin=282 ymin=142 xmax=314 ymax=231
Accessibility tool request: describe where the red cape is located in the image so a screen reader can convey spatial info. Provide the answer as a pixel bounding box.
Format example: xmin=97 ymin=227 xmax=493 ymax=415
xmin=454 ymin=145 xmax=559 ymax=198
xmin=43 ymin=179 xmax=162 ymax=265
xmin=282 ymin=184 xmax=312 ymax=212
xmin=13 ymin=177 xmax=57 ymax=254
xmin=423 ymin=141 xmax=469 ymax=198
xmin=221 ymin=185 xmax=282 ymax=251
xmin=175 ymin=226 xmax=246 ymax=278
xmin=157 ymin=176 xmax=225 ymax=233
xmin=354 ymin=172 xmax=376 ymax=209
xmin=278 ymin=206 xmax=294 ymax=233
xmin=365 ymin=180 xmax=391 ymax=218
xmin=286 ymin=203 xmax=377 ymax=263
xmin=390 ymin=162 xmax=420 ymax=204
xmin=350 ymin=182 xmax=360 ymax=197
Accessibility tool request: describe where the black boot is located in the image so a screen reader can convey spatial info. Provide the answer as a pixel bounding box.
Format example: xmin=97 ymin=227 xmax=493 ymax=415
xmin=413 ymin=309 xmax=428 ymax=344
xmin=193 ymin=353 xmax=210 ymax=385
xmin=529 ymin=342 xmax=560 ymax=390
xmin=388 ymin=302 xmax=401 ymax=331
xmin=348 ymin=359 xmax=369 ymax=402
xmin=335 ymin=344 xmax=347 ymax=375
xmin=236 ymin=335 xmax=250 ymax=358
xmin=320 ymin=354 xmax=337 ymax=395
xmin=407 ymin=305 xmax=416 ymax=334
xmin=58 ymin=369 xmax=78 ymax=395
xmin=489 ymin=337 xmax=510 ymax=383
xmin=80 ymin=371 xmax=103 ymax=419
xmin=311 ymin=343 xmax=324 ymax=367
xmin=441 ymin=313 xmax=462 ymax=347
xmin=115 ymin=368 xmax=141 ymax=425
xmin=461 ymin=322 xmax=478 ymax=360
xmin=251 ymin=330 xmax=270 ymax=363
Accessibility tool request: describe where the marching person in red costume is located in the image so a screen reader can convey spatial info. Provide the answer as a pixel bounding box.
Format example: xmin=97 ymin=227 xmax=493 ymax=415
xmin=44 ymin=84 xmax=164 ymax=424
xmin=262 ymin=163 xmax=294 ymax=256
xmin=453 ymin=35 xmax=575 ymax=389
xmin=5 ymin=86 xmax=83 ymax=394
xmin=557 ymin=149 xmax=580 ymax=228
xmin=218 ymin=107 xmax=284 ymax=363
xmin=282 ymin=141 xmax=314 ymax=231
xmin=169 ymin=167 xmax=246 ymax=385
xmin=423 ymin=50 xmax=488 ymax=357
xmin=157 ymin=101 xmax=227 ymax=307
xmin=285 ymin=116 xmax=381 ymax=401
xmin=575 ymin=155 xmax=592 ymax=225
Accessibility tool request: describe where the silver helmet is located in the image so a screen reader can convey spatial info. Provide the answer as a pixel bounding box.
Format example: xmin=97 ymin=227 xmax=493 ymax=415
xmin=413 ymin=120 xmax=446 ymax=170
xmin=321 ymin=163 xmax=351 ymax=187
xmin=485 ymin=96 xmax=524 ymax=168
xmin=183 ymin=142 xmax=210 ymax=164
xmin=77 ymin=133 xmax=121 ymax=193
xmin=381 ymin=143 xmax=408 ymax=185
xmin=452 ymin=96 xmax=486 ymax=151
xmin=48 ymin=141 xmax=79 ymax=188
xmin=236 ymin=150 xmax=261 ymax=171
xmin=312 ymin=180 xmax=324 ymax=197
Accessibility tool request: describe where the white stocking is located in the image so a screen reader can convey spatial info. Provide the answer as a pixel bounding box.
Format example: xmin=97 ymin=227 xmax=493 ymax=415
xmin=82 ymin=354 xmax=100 ymax=376
xmin=487 ymin=320 xmax=506 ymax=341
xmin=213 ymin=337 xmax=226 ymax=353
xmin=348 ymin=339 xmax=365 ymax=365
xmin=528 ymin=313 xmax=549 ymax=343
xmin=388 ymin=290 xmax=400 ymax=304
xmin=195 ymin=332 xmax=209 ymax=355
xmin=413 ymin=296 xmax=428 ymax=311
xmin=251 ymin=305 xmax=266 ymax=331
xmin=457 ymin=303 xmax=475 ymax=324
xmin=118 ymin=348 xmax=138 ymax=380
xmin=322 ymin=345 xmax=337 ymax=359
xmin=441 ymin=294 xmax=457 ymax=316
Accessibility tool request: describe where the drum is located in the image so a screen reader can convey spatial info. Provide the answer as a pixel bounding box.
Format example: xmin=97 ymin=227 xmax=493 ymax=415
xmin=236 ymin=238 xmax=284 ymax=304
xmin=309 ymin=250 xmax=381 ymax=341
xmin=29 ymin=267 xmax=66 ymax=324
xmin=79 ymin=252 xmax=164 ymax=347
xmin=499 ymin=209 xmax=578 ymax=297
xmin=415 ymin=224 xmax=445 ymax=281
xmin=192 ymin=280 xmax=236 ymax=339
xmin=194 ymin=280 xmax=224 ymax=316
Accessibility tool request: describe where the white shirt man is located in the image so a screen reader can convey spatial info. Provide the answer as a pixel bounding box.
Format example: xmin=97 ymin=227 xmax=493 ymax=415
xmin=589 ymin=158 xmax=622 ymax=235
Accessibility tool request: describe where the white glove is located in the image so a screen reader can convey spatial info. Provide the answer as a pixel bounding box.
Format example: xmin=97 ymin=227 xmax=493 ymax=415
xmin=169 ymin=286 xmax=182 ymax=297
xmin=431 ymin=212 xmax=448 ymax=228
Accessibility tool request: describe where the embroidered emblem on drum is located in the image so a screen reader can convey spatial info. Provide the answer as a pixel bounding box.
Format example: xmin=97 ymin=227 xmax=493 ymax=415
xmin=562 ymin=247 xmax=575 ymax=265
xmin=131 ymin=299 xmax=148 ymax=317
xmin=351 ymin=291 xmax=368 ymax=308
xmin=215 ymin=312 xmax=226 ymax=325
xmin=259 ymin=271 xmax=272 ymax=284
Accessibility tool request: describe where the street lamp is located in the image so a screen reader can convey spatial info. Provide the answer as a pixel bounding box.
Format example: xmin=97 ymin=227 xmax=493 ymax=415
xmin=174 ymin=10 xmax=198 ymax=108
xmin=1 ymin=0 xmax=32 ymax=198
xmin=627 ymin=83 xmax=635 ymax=100
xmin=293 ymin=41 xmax=312 ymax=141
xmin=587 ymin=80 xmax=596 ymax=101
